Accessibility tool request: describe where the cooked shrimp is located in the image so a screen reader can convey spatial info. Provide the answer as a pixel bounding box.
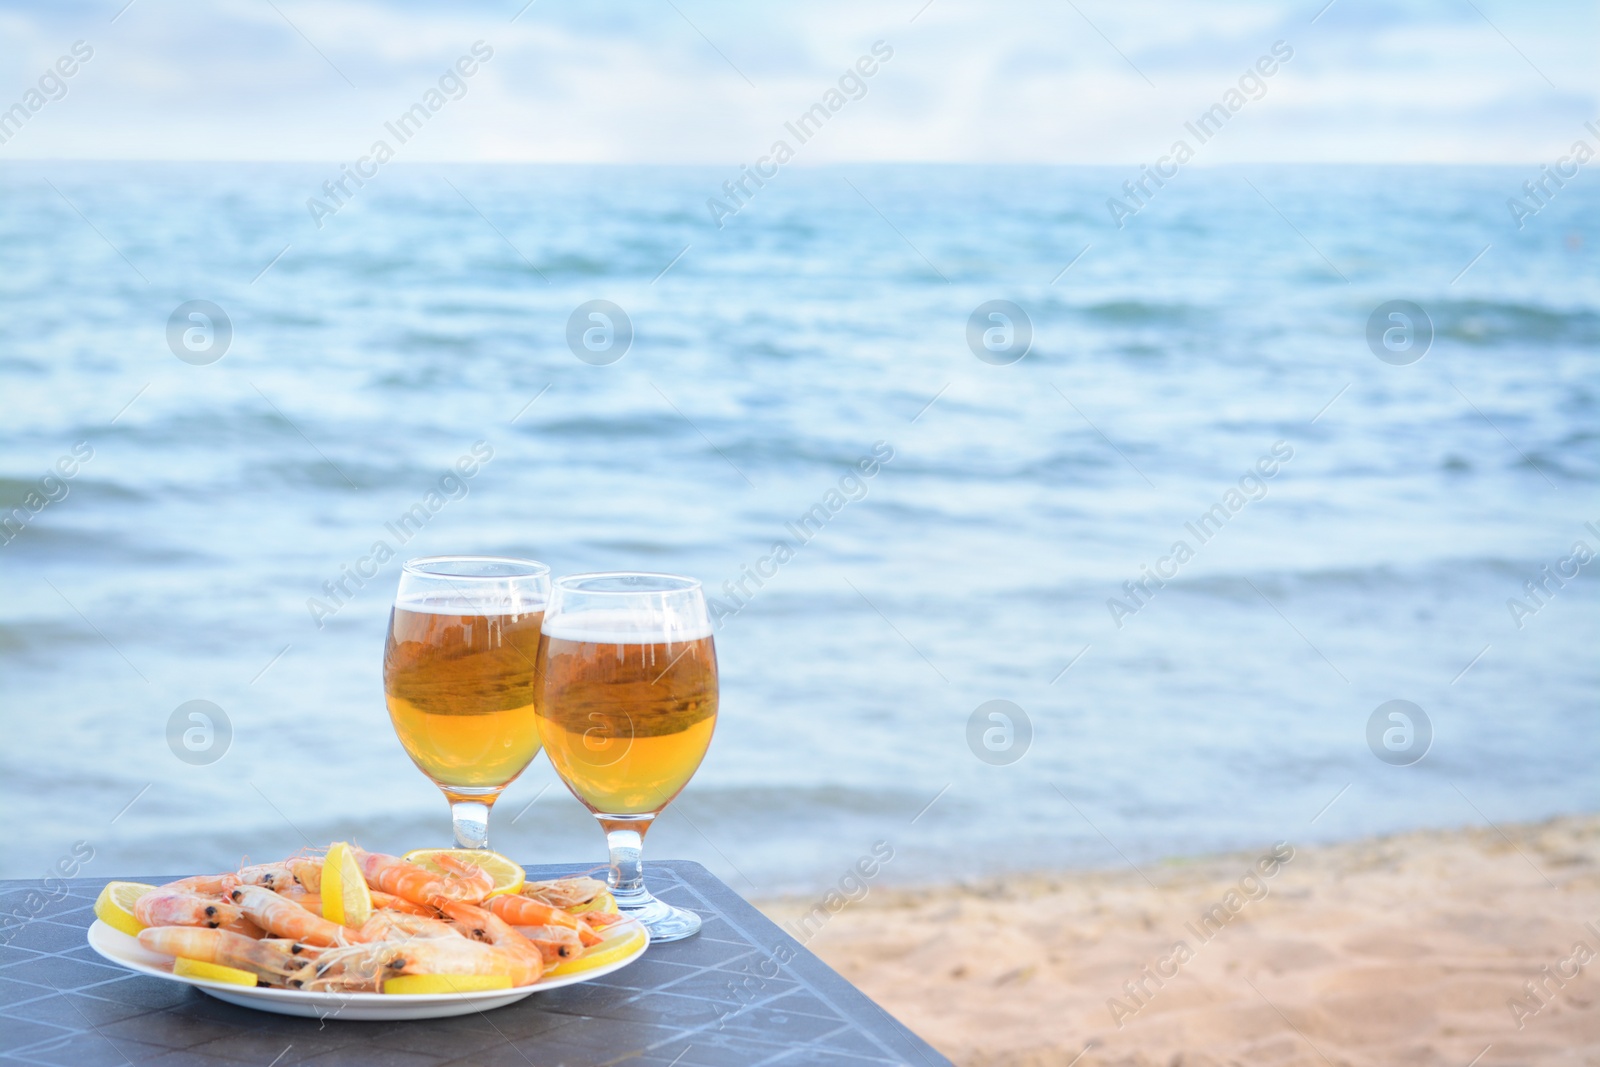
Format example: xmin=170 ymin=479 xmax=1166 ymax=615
xmin=217 ymin=915 xmax=268 ymax=939
xmin=134 ymin=891 xmax=242 ymax=929
xmin=355 ymin=911 xmax=459 ymax=943
xmin=158 ymin=874 xmax=240 ymax=896
xmin=275 ymin=891 xmax=323 ymax=914
xmin=519 ymin=876 xmax=607 ymax=909
xmin=485 ymin=894 xmax=600 ymax=945
xmin=229 ymin=885 xmax=351 ymax=947
xmin=349 ymin=847 xmax=493 ymax=906
xmin=507 ymin=924 xmax=584 ymax=963
xmin=236 ymin=862 xmax=297 ymax=890
xmin=439 ymin=901 xmax=554 ymax=974
xmin=579 ymin=909 xmax=628 ymax=930
xmin=370 ymin=890 xmax=436 ymax=916
xmin=398 ymin=932 xmax=542 ymax=986
xmin=261 ymin=937 xmax=323 ymax=961
xmin=290 ymin=943 xmax=383 ymax=992
xmin=307 ymin=934 xmax=541 ymax=990
xmin=289 ymin=857 xmax=323 ymax=893
xmin=138 ymin=927 xmax=304 ymax=985
xmin=431 ymin=852 xmax=502 ymax=899
xmin=239 ymin=855 xmax=324 ymax=893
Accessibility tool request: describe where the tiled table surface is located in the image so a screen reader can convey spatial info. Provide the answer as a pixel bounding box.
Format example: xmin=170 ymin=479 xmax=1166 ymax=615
xmin=0 ymin=861 xmax=949 ymax=1067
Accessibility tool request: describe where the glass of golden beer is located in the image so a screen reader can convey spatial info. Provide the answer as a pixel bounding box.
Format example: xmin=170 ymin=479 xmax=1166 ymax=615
xmin=384 ymin=556 xmax=550 ymax=850
xmin=536 ymin=572 xmax=718 ymax=941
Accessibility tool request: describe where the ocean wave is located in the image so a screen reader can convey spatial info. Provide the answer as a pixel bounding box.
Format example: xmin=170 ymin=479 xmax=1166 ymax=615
xmin=387 ymin=330 xmax=480 ymax=354
xmin=0 ymin=620 xmax=90 ymax=656
xmin=1167 ymin=557 xmax=1561 ymax=599
xmin=528 ymin=413 xmax=690 ymax=440
xmin=1434 ymin=299 xmax=1600 ymax=345
xmin=0 ymin=477 xmax=144 ymax=509
xmin=0 ymin=524 xmax=213 ymax=565
xmin=527 ymin=253 xmax=613 ymax=277
xmin=1077 ymin=300 xmax=1201 ymax=325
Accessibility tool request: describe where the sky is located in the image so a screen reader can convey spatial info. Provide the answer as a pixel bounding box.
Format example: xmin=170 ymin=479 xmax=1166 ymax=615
xmin=0 ymin=0 xmax=1594 ymax=163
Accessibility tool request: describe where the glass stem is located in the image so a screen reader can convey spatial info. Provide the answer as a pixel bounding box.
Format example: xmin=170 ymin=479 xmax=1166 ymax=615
xmin=602 ymin=816 xmax=654 ymax=904
xmin=450 ymin=799 xmax=491 ymax=849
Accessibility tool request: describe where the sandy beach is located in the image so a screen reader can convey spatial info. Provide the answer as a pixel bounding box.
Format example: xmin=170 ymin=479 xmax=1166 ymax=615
xmin=758 ymin=815 xmax=1600 ymax=1066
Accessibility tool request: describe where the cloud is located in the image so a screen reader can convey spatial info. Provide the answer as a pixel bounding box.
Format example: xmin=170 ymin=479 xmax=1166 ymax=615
xmin=0 ymin=0 xmax=1591 ymax=162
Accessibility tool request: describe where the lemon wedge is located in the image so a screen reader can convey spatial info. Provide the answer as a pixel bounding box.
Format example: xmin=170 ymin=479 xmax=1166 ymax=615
xmin=543 ymin=924 xmax=647 ymax=978
xmin=321 ymin=842 xmax=372 ymax=928
xmin=383 ymin=973 xmax=513 ymax=995
xmin=93 ymin=881 xmax=155 ymax=937
xmin=568 ymin=889 xmax=617 ymax=915
xmin=402 ymin=848 xmax=524 ymax=898
xmin=174 ymin=957 xmax=257 ymax=987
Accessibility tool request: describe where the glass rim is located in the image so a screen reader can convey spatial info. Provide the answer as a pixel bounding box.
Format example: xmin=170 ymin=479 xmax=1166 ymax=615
xmin=553 ymin=571 xmax=702 ymax=595
xmin=400 ymin=555 xmax=551 ymax=580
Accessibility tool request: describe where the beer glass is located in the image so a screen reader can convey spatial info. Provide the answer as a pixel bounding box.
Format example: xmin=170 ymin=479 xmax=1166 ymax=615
xmin=536 ymin=572 xmax=718 ymax=941
xmin=384 ymin=556 xmax=550 ymax=850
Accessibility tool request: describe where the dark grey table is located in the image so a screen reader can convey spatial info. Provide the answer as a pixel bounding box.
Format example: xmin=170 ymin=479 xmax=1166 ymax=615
xmin=0 ymin=862 xmax=949 ymax=1067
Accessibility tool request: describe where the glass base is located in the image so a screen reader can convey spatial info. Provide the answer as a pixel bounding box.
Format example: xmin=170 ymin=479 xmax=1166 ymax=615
xmin=614 ymin=889 xmax=702 ymax=942
xmin=601 ymin=815 xmax=701 ymax=942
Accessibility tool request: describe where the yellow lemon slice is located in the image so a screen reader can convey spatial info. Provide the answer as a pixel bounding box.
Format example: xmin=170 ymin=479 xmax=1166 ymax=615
xmin=321 ymin=842 xmax=372 ymax=928
xmin=174 ymin=957 xmax=257 ymax=987
xmin=543 ymin=924 xmax=647 ymax=978
xmin=93 ymin=881 xmax=155 ymax=937
xmin=568 ymin=889 xmax=617 ymax=915
xmin=402 ymin=849 xmax=524 ymax=898
xmin=383 ymin=973 xmax=513 ymax=995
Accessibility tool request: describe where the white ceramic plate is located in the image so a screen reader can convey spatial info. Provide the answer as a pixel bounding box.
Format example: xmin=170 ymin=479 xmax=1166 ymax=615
xmin=86 ymin=918 xmax=648 ymax=1020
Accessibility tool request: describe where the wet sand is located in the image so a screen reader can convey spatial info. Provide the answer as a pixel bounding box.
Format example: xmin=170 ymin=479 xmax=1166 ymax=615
xmin=758 ymin=815 xmax=1600 ymax=1066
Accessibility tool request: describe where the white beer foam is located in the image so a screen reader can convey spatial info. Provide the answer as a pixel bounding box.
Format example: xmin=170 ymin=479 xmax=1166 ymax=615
xmin=542 ymin=607 xmax=712 ymax=644
xmin=394 ymin=593 xmax=545 ymax=617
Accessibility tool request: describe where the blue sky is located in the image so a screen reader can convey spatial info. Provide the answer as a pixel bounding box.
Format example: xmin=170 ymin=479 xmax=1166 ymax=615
xmin=0 ymin=0 xmax=1593 ymax=162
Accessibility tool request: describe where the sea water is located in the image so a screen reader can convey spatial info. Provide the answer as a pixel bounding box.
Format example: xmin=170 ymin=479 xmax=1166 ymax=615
xmin=0 ymin=163 xmax=1594 ymax=893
